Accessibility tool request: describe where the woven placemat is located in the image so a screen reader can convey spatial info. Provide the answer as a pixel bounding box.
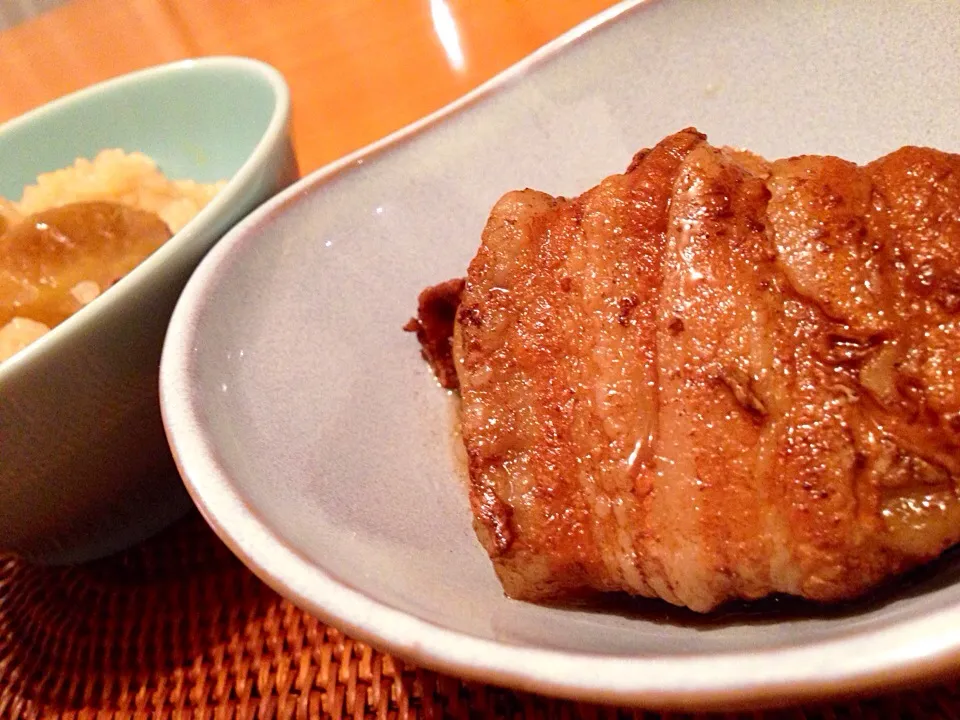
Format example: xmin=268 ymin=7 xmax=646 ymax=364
xmin=0 ymin=512 xmax=957 ymax=720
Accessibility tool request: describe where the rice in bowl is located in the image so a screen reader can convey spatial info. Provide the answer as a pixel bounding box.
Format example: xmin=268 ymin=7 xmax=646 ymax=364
xmin=0 ymin=150 xmax=225 ymax=362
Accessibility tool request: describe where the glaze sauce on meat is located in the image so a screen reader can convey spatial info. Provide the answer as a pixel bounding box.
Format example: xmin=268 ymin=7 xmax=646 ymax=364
xmin=410 ymin=128 xmax=960 ymax=612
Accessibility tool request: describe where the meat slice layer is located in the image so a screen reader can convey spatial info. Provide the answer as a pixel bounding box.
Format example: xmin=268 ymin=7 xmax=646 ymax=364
xmin=425 ymin=128 xmax=960 ymax=612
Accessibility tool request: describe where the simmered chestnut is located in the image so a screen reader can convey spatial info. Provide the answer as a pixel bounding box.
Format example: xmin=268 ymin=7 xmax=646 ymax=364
xmin=0 ymin=201 xmax=171 ymax=328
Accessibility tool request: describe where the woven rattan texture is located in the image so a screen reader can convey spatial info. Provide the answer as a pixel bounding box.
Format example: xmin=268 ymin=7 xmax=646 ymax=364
xmin=0 ymin=513 xmax=957 ymax=720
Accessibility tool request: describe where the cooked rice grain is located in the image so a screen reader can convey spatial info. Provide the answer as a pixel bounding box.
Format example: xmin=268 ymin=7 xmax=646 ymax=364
xmin=11 ymin=149 xmax=225 ymax=233
xmin=0 ymin=150 xmax=225 ymax=362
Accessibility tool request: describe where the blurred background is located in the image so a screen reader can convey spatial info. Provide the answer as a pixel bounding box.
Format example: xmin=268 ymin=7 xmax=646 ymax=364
xmin=0 ymin=0 xmax=615 ymax=175
xmin=0 ymin=0 xmax=63 ymax=30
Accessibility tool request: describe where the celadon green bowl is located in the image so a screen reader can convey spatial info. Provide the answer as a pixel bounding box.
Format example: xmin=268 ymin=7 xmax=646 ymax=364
xmin=0 ymin=57 xmax=296 ymax=563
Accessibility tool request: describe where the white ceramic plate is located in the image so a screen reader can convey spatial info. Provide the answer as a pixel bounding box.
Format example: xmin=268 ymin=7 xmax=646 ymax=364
xmin=160 ymin=0 xmax=960 ymax=710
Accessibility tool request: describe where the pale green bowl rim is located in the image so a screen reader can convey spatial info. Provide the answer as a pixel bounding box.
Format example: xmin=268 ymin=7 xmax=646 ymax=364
xmin=0 ymin=56 xmax=291 ymax=384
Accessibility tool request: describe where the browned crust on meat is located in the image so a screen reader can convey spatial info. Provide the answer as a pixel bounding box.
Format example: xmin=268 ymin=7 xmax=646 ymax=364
xmin=410 ymin=129 xmax=960 ymax=612
xmin=405 ymin=277 xmax=465 ymax=389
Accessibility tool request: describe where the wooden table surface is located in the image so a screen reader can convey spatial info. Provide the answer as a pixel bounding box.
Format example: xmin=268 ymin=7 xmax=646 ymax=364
xmin=0 ymin=0 xmax=620 ymax=175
